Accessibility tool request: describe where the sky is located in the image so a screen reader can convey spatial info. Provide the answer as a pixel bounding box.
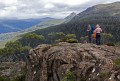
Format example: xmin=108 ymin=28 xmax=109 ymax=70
xmin=0 ymin=0 xmax=120 ymax=19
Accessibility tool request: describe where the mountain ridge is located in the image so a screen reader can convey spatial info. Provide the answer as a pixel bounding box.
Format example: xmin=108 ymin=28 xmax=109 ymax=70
xmin=27 ymin=1 xmax=120 ymax=44
xmin=0 ymin=17 xmax=55 ymax=33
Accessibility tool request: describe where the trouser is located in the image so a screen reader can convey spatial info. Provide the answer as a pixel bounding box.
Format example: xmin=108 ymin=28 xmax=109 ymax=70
xmin=96 ymin=33 xmax=101 ymax=45
xmin=88 ymin=34 xmax=92 ymax=43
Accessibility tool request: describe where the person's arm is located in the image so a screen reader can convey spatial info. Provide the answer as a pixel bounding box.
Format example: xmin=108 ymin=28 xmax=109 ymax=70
xmin=94 ymin=28 xmax=97 ymax=32
xmin=100 ymin=28 xmax=102 ymax=32
xmin=87 ymin=26 xmax=90 ymax=31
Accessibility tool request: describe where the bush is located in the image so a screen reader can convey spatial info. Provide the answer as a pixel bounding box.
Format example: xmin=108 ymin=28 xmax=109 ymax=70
xmin=11 ymin=75 xmax=25 ymax=81
xmin=106 ymin=42 xmax=115 ymax=46
xmin=114 ymin=59 xmax=120 ymax=69
xmin=0 ymin=76 xmax=10 ymax=81
xmin=61 ymin=71 xmax=76 ymax=81
xmin=0 ymin=76 xmax=4 ymax=81
xmin=66 ymin=39 xmax=78 ymax=43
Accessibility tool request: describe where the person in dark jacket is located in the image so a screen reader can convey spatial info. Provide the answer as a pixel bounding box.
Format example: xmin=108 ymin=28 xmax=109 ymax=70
xmin=87 ymin=24 xmax=94 ymax=43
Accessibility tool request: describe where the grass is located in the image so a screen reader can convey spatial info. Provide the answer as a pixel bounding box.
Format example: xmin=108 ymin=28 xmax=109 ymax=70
xmin=0 ymin=36 xmax=21 ymax=49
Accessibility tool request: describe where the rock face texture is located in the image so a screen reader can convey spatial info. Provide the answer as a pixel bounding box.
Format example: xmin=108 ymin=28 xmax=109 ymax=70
xmin=26 ymin=42 xmax=120 ymax=81
xmin=0 ymin=62 xmax=25 ymax=78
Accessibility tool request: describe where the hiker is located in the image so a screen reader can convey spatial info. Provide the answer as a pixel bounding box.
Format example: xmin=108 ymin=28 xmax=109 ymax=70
xmin=94 ymin=24 xmax=102 ymax=45
xmin=87 ymin=24 xmax=94 ymax=43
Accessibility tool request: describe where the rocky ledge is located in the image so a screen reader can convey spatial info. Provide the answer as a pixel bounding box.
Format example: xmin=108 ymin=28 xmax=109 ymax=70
xmin=26 ymin=42 xmax=120 ymax=81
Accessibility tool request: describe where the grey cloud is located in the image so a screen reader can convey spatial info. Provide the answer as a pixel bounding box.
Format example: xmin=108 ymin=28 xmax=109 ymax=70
xmin=0 ymin=3 xmax=6 ymax=9
xmin=0 ymin=0 xmax=120 ymax=19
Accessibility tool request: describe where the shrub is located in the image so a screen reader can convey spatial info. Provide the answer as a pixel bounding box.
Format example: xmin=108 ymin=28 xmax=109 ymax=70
xmin=114 ymin=59 xmax=120 ymax=69
xmin=11 ymin=75 xmax=25 ymax=81
xmin=106 ymin=42 xmax=115 ymax=46
xmin=0 ymin=76 xmax=4 ymax=81
xmin=0 ymin=76 xmax=10 ymax=81
xmin=61 ymin=71 xmax=76 ymax=81
xmin=66 ymin=39 xmax=78 ymax=43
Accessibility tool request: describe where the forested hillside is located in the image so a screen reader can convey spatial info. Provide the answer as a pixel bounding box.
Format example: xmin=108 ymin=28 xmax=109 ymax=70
xmin=19 ymin=2 xmax=120 ymax=45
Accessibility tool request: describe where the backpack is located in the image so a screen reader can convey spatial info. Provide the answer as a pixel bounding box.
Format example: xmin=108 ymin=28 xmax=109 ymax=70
xmin=93 ymin=32 xmax=96 ymax=38
xmin=90 ymin=25 xmax=94 ymax=34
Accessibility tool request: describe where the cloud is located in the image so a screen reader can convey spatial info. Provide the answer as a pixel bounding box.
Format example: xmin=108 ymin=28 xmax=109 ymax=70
xmin=0 ymin=0 xmax=120 ymax=19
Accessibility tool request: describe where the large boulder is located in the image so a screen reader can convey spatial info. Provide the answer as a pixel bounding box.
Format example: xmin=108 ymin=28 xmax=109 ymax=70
xmin=26 ymin=42 xmax=120 ymax=81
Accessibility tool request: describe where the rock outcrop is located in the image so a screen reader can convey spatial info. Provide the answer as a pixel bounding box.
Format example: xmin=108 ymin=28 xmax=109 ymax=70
xmin=0 ymin=62 xmax=26 ymax=78
xmin=26 ymin=42 xmax=120 ymax=81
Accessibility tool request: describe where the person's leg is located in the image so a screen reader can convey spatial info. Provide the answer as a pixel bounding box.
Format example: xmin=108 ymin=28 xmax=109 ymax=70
xmin=98 ymin=34 xmax=101 ymax=45
xmin=89 ymin=35 xmax=92 ymax=43
xmin=97 ymin=34 xmax=101 ymax=45
xmin=96 ymin=33 xmax=100 ymax=45
xmin=88 ymin=34 xmax=91 ymax=43
xmin=96 ymin=34 xmax=98 ymax=45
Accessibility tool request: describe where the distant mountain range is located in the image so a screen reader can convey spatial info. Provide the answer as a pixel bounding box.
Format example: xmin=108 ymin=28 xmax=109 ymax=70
xmin=0 ymin=17 xmax=54 ymax=33
xmin=0 ymin=12 xmax=76 ymax=48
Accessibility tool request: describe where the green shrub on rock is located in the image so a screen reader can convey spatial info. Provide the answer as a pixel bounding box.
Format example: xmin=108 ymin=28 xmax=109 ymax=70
xmin=0 ymin=76 xmax=10 ymax=81
xmin=114 ymin=59 xmax=120 ymax=69
xmin=106 ymin=42 xmax=115 ymax=46
xmin=11 ymin=75 xmax=25 ymax=81
xmin=66 ymin=39 xmax=78 ymax=43
xmin=61 ymin=71 xmax=76 ymax=81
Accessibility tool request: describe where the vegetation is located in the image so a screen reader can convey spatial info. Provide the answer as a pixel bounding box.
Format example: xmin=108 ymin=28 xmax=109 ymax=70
xmin=19 ymin=33 xmax=45 ymax=47
xmin=0 ymin=76 xmax=10 ymax=81
xmin=11 ymin=75 xmax=25 ymax=81
xmin=50 ymin=33 xmax=78 ymax=43
xmin=114 ymin=59 xmax=120 ymax=69
xmin=66 ymin=38 xmax=78 ymax=43
xmin=61 ymin=71 xmax=76 ymax=81
xmin=101 ymin=33 xmax=113 ymax=44
xmin=0 ymin=75 xmax=25 ymax=81
xmin=0 ymin=41 xmax=31 ymax=61
xmin=106 ymin=42 xmax=115 ymax=46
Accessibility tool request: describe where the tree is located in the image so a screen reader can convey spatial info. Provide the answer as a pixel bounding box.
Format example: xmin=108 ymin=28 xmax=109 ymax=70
xmin=48 ymin=32 xmax=57 ymax=43
xmin=65 ymin=34 xmax=76 ymax=40
xmin=65 ymin=34 xmax=78 ymax=43
xmin=80 ymin=36 xmax=88 ymax=43
xmin=80 ymin=37 xmax=85 ymax=43
xmin=101 ymin=33 xmax=113 ymax=44
xmin=22 ymin=33 xmax=45 ymax=47
xmin=0 ymin=48 xmax=4 ymax=55
xmin=5 ymin=41 xmax=23 ymax=55
xmin=55 ymin=32 xmax=65 ymax=42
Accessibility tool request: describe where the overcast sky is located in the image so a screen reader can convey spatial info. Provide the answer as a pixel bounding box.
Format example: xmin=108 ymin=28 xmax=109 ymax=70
xmin=0 ymin=0 xmax=120 ymax=19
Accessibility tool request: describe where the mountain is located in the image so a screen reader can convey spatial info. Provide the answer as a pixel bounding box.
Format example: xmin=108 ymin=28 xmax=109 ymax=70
xmin=23 ymin=19 xmax=65 ymax=33
xmin=65 ymin=12 xmax=77 ymax=20
xmin=78 ymin=1 xmax=120 ymax=18
xmin=24 ymin=1 xmax=120 ymax=44
xmin=0 ymin=17 xmax=54 ymax=33
xmin=0 ymin=18 xmax=65 ymax=48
